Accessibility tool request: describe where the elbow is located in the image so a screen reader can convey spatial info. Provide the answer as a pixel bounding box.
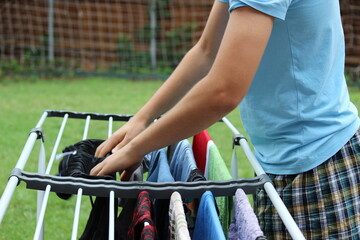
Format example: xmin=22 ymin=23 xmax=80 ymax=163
xmin=209 ymin=84 xmax=243 ymax=114
xmin=196 ymin=39 xmax=217 ymax=61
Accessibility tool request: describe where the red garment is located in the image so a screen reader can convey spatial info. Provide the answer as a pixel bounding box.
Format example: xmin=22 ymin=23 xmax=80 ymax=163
xmin=128 ymin=191 xmax=158 ymax=240
xmin=192 ymin=130 xmax=212 ymax=174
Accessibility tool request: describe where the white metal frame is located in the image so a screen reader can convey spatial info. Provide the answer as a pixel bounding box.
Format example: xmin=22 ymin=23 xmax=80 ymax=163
xmin=0 ymin=110 xmax=305 ymax=239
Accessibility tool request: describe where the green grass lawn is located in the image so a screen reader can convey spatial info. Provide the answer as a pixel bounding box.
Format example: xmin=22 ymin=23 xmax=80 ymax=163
xmin=0 ymin=77 xmax=359 ymax=239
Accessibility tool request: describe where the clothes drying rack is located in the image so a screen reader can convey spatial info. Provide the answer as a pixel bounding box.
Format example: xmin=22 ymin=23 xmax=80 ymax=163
xmin=0 ymin=110 xmax=305 ymax=240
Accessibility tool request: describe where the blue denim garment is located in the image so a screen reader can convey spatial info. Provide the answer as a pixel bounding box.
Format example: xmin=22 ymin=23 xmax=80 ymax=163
xmin=169 ymin=139 xmax=198 ymax=182
xmin=147 ymin=148 xmax=174 ymax=182
xmin=193 ymin=191 xmax=226 ymax=240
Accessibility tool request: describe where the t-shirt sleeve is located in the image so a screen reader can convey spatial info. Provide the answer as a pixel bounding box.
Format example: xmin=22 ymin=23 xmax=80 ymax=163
xmin=229 ymin=0 xmax=291 ymax=20
xmin=217 ymin=0 xmax=229 ymax=3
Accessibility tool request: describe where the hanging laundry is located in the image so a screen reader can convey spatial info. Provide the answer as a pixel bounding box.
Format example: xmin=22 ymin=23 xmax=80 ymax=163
xmin=56 ymin=139 xmax=117 ymax=239
xmin=187 ymin=168 xmax=207 ymax=182
xmin=166 ymin=139 xmax=206 ymax=184
xmin=167 ymin=142 xmax=179 ymax=165
xmin=128 ymin=191 xmax=158 ymax=240
xmin=193 ymin=191 xmax=226 ymax=240
xmin=169 ymin=139 xmax=198 ymax=182
xmin=192 ymin=130 xmax=212 ymax=174
xmin=56 ymin=139 xmax=114 ymax=200
xmin=206 ymin=140 xmax=233 ymax=236
xmin=168 ymin=192 xmax=191 ymax=240
xmin=79 ymin=196 xmax=118 ymax=240
xmin=147 ymin=148 xmax=174 ymax=240
xmin=56 ymin=140 xmax=113 ymax=177
xmin=116 ymin=198 xmax=137 ymax=240
xmin=168 ymin=139 xmax=206 ymax=237
xmin=116 ymin=160 xmax=149 ymax=240
xmin=147 ymin=148 xmax=175 ymax=182
xmin=228 ymin=189 xmax=266 ymax=240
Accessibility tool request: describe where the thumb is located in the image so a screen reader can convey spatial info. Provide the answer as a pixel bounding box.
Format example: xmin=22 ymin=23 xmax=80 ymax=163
xmin=119 ymin=162 xmax=141 ymax=181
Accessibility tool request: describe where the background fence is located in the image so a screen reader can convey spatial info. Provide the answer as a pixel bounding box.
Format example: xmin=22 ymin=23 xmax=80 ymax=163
xmin=341 ymin=0 xmax=360 ymax=81
xmin=0 ymin=0 xmax=359 ymax=79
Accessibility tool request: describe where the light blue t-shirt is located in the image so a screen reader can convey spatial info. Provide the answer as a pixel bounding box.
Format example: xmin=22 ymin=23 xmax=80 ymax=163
xmin=218 ymin=0 xmax=360 ymax=174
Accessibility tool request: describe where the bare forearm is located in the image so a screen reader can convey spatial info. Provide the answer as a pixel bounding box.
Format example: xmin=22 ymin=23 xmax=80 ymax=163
xmin=90 ymin=5 xmax=273 ymax=177
xmin=127 ymin=7 xmax=274 ymax=159
xmin=129 ymin=76 xmax=238 ymax=156
xmin=132 ymin=1 xmax=229 ymax=125
xmin=133 ymin=44 xmax=216 ymax=125
xmin=93 ymin=1 xmax=229 ymax=159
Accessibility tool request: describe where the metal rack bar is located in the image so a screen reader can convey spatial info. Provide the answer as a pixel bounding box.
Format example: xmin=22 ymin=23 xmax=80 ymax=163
xmin=107 ymin=117 xmax=115 ymax=240
xmin=222 ymin=117 xmax=305 ymax=240
xmin=11 ymin=169 xmax=268 ymax=199
xmin=71 ymin=115 xmax=91 ymax=240
xmin=36 ymin=136 xmax=46 ymax=240
xmin=0 ymin=111 xmax=48 ymax=223
xmin=1 ymin=110 xmax=306 ymax=240
xmin=34 ymin=114 xmax=69 ymax=240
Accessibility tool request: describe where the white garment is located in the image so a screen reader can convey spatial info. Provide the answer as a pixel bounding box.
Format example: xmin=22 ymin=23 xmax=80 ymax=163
xmin=168 ymin=191 xmax=191 ymax=240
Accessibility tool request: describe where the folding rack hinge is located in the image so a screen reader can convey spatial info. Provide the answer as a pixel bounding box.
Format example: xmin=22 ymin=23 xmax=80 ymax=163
xmin=232 ymin=133 xmax=247 ymax=148
xmin=8 ymin=168 xmax=22 ymax=185
xmin=29 ymin=127 xmax=44 ymax=142
xmin=258 ymin=173 xmax=272 ymax=185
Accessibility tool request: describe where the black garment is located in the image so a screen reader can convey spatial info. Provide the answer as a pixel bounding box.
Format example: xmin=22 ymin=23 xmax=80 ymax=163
xmin=79 ymin=196 xmax=118 ymax=240
xmin=57 ymin=139 xmax=117 ymax=240
xmin=58 ymin=139 xmax=110 ymax=177
xmin=187 ymin=168 xmax=206 ymax=182
xmin=57 ymin=139 xmax=114 ymax=199
xmin=116 ymin=198 xmax=137 ymax=240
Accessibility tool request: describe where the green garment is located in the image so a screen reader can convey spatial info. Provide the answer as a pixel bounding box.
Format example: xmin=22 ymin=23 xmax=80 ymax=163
xmin=207 ymin=141 xmax=233 ymax=237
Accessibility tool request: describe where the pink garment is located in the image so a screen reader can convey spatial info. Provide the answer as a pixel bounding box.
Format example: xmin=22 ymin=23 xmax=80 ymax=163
xmin=192 ymin=130 xmax=212 ymax=174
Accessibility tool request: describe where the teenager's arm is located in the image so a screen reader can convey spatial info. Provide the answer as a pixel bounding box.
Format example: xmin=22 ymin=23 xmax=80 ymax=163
xmin=91 ymin=6 xmax=274 ymax=177
xmin=95 ymin=1 xmax=229 ymax=157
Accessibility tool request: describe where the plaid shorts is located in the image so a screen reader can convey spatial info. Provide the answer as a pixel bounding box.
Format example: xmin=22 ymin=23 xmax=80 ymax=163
xmin=254 ymin=129 xmax=360 ymax=240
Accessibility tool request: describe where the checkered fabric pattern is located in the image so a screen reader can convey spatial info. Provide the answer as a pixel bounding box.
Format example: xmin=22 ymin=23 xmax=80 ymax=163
xmin=254 ymin=129 xmax=360 ymax=240
xmin=128 ymin=191 xmax=158 ymax=240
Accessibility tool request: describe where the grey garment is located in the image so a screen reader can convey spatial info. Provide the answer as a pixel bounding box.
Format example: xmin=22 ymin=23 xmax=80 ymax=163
xmin=128 ymin=155 xmax=149 ymax=181
xmin=118 ymin=156 xmax=149 ymax=207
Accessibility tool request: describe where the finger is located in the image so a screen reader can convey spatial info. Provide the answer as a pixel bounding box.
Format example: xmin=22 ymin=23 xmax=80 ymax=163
xmin=111 ymin=138 xmax=128 ymax=153
xmin=95 ymin=141 xmax=106 ymax=157
xmin=97 ymin=141 xmax=114 ymax=158
xmin=96 ymin=134 xmax=125 ymax=157
xmin=119 ymin=161 xmax=141 ymax=181
xmin=94 ymin=154 xmax=121 ymax=176
xmin=96 ymin=163 xmax=115 ymax=176
xmin=120 ymin=170 xmax=133 ymax=181
xmin=90 ymin=161 xmax=103 ymax=176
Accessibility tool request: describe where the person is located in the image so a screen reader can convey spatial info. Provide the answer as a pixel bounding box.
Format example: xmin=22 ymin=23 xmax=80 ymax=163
xmin=91 ymin=0 xmax=360 ymax=239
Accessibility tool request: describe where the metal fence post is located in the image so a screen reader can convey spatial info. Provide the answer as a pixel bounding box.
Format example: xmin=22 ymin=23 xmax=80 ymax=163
xmin=150 ymin=0 xmax=157 ymax=73
xmin=48 ymin=0 xmax=54 ymax=62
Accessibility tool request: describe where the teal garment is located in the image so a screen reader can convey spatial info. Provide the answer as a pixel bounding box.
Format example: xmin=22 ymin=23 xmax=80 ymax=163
xmin=217 ymin=0 xmax=360 ymax=174
xmin=207 ymin=141 xmax=233 ymax=237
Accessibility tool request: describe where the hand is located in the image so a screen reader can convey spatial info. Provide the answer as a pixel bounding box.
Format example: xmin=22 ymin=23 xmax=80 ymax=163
xmin=91 ymin=144 xmax=143 ymax=180
xmin=95 ymin=117 xmax=148 ymax=158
